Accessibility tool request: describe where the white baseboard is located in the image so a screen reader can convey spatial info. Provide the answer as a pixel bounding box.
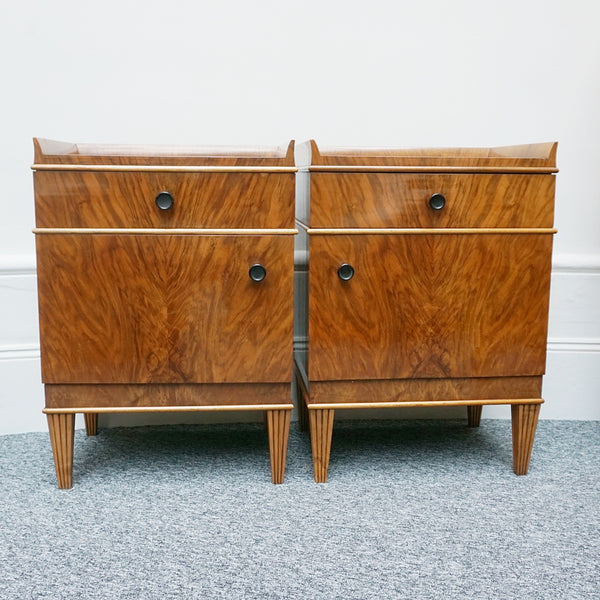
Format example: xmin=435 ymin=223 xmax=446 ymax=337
xmin=0 ymin=254 xmax=36 ymax=275
xmin=0 ymin=357 xmax=46 ymax=434
xmin=0 ymin=344 xmax=40 ymax=361
xmin=1 ymin=253 xmax=599 ymax=434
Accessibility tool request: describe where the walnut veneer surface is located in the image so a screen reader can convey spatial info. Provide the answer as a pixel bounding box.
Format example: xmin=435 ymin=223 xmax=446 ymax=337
xmin=33 ymin=138 xmax=296 ymax=487
xmin=295 ymin=140 xmax=557 ymax=482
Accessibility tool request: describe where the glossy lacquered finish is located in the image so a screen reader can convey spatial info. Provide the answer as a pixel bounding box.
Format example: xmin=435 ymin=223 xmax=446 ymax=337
xmin=306 ymin=172 xmax=555 ymax=228
xmin=34 ymin=138 xmax=296 ymax=487
xmin=34 ymin=170 xmax=294 ymax=229
xmin=33 ymin=138 xmax=296 ymax=167
xmin=36 ymin=234 xmax=293 ymax=384
xmin=296 ymin=139 xmax=557 ymax=169
xmin=296 ymin=140 xmax=557 ymax=482
xmin=308 ymin=233 xmax=552 ymax=381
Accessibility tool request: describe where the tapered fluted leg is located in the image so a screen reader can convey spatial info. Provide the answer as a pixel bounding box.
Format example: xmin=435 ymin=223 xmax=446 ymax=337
xmin=266 ymin=409 xmax=291 ymax=484
xmin=295 ymin=374 xmax=309 ymax=432
xmin=47 ymin=413 xmax=75 ymax=489
xmin=511 ymin=403 xmax=541 ymax=475
xmin=467 ymin=405 xmax=482 ymax=427
xmin=309 ymin=409 xmax=335 ymax=483
xmin=84 ymin=413 xmax=98 ymax=436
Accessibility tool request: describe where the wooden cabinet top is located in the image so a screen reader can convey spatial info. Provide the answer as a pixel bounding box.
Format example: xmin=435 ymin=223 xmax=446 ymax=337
xmin=33 ymin=138 xmax=296 ymax=170
xmin=296 ymin=140 xmax=558 ymax=173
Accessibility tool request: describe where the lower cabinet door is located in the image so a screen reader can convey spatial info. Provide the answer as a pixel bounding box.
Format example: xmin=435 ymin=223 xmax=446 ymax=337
xmin=36 ymin=234 xmax=293 ymax=384
xmin=308 ymin=233 xmax=553 ymax=381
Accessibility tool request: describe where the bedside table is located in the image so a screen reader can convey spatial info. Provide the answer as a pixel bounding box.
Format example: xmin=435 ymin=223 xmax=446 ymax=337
xmin=294 ymin=140 xmax=557 ymax=482
xmin=33 ymin=138 xmax=296 ymax=488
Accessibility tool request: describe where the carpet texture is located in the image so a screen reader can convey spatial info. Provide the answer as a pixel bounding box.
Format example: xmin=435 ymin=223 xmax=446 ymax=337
xmin=0 ymin=419 xmax=598 ymax=599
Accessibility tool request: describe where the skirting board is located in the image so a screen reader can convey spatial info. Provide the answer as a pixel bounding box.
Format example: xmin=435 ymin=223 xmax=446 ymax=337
xmin=1 ymin=254 xmax=599 ymax=434
xmin=1 ymin=346 xmax=599 ymax=436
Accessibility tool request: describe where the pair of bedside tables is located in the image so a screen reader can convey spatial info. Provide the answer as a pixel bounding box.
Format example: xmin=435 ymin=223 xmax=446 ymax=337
xmin=32 ymin=138 xmax=557 ymax=488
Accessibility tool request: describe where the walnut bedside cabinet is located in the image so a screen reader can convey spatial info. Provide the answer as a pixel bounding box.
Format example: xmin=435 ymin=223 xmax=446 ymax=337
xmin=294 ymin=140 xmax=557 ymax=482
xmin=33 ymin=138 xmax=297 ymax=488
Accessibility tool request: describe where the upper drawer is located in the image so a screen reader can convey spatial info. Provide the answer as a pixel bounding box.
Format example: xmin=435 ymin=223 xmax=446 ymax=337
xmin=309 ymin=173 xmax=555 ymax=229
xmin=34 ymin=170 xmax=295 ymax=229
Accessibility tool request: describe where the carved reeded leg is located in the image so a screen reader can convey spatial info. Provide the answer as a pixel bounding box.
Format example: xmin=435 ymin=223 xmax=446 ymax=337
xmin=309 ymin=409 xmax=335 ymax=483
xmin=511 ymin=403 xmax=541 ymax=475
xmin=266 ymin=409 xmax=291 ymax=484
xmin=467 ymin=405 xmax=483 ymax=427
xmin=47 ymin=413 xmax=75 ymax=489
xmin=84 ymin=413 xmax=98 ymax=436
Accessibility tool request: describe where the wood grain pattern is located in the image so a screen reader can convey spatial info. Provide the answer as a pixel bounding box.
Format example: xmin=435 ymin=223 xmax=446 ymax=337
xmin=309 ymin=173 xmax=555 ymax=228
xmin=37 ymin=233 xmax=169 ymax=383
xmin=47 ymin=413 xmax=75 ymax=489
xmin=34 ymin=171 xmax=294 ymax=229
xmin=266 ymin=409 xmax=292 ymax=483
xmin=309 ymin=409 xmax=335 ymax=483
xmin=34 ymin=138 xmax=295 ymax=167
xmin=165 ymin=235 xmax=294 ymax=384
xmin=44 ymin=383 xmax=292 ymax=408
xmin=309 ymin=233 xmax=553 ymax=381
xmin=511 ymin=403 xmax=541 ymax=475
xmin=37 ymin=234 xmax=294 ymax=384
xmin=296 ymin=139 xmax=557 ymax=170
xmin=308 ymin=377 xmax=542 ymax=404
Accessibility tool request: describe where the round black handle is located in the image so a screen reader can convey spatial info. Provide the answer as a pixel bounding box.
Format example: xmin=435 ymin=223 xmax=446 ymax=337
xmin=155 ymin=191 xmax=174 ymax=211
xmin=337 ymin=263 xmax=355 ymax=281
xmin=429 ymin=193 xmax=446 ymax=211
xmin=249 ymin=264 xmax=267 ymax=282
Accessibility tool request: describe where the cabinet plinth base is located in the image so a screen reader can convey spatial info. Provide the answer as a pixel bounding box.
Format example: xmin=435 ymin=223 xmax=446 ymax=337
xmin=295 ymin=360 xmax=543 ymax=481
xmin=44 ymin=383 xmax=293 ymax=488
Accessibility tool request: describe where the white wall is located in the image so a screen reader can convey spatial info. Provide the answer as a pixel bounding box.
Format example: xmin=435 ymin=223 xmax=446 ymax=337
xmin=1 ymin=0 xmax=599 ymax=433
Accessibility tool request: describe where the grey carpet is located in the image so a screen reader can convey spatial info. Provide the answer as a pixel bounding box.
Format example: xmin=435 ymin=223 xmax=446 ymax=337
xmin=0 ymin=419 xmax=598 ymax=599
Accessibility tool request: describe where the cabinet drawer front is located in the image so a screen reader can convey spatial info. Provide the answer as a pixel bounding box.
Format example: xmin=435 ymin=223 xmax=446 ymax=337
xmin=308 ymin=233 xmax=553 ymax=381
xmin=34 ymin=171 xmax=294 ymax=229
xmin=36 ymin=234 xmax=294 ymax=384
xmin=310 ymin=173 xmax=555 ymax=228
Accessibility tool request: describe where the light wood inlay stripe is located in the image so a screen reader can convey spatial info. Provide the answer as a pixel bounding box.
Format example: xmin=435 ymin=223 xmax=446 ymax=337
xmin=304 ymin=227 xmax=557 ymax=235
xmin=32 ymin=164 xmax=297 ymax=173
xmin=306 ymin=399 xmax=544 ymax=410
xmin=33 ymin=228 xmax=298 ymax=236
xmin=303 ymin=166 xmax=558 ymax=174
